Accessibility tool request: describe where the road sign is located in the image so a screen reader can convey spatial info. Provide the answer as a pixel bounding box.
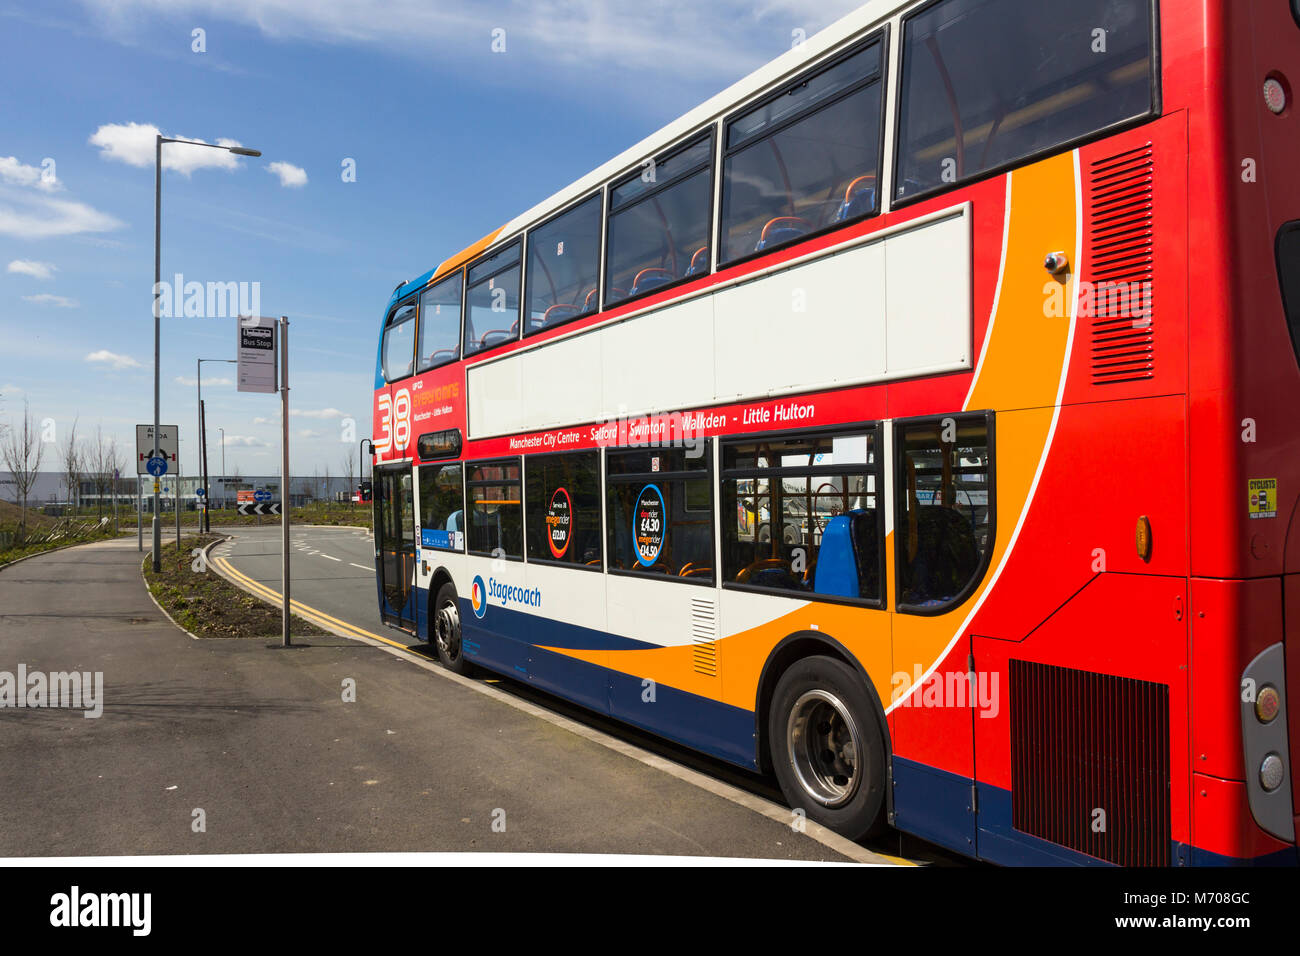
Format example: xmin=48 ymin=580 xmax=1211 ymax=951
xmin=238 ymin=501 xmax=280 ymax=516
xmin=254 ymin=489 xmax=271 ymax=502
xmin=146 ymin=456 xmax=169 ymax=478
xmin=195 ymin=487 xmax=206 ymax=498
xmin=237 ymin=316 xmax=278 ymax=393
xmin=136 ymin=424 xmax=179 ymax=475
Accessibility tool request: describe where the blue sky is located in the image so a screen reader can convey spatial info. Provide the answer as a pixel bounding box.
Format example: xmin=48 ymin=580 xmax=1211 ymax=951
xmin=0 ymin=0 xmax=858 ymax=481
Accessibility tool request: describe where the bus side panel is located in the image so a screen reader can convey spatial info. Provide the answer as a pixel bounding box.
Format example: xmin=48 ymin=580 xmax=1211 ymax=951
xmin=973 ymin=571 xmax=1189 ymax=866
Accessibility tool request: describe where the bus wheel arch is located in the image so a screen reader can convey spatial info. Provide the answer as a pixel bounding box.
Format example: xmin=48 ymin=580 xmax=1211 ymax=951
xmin=756 ymin=632 xmax=893 ymax=838
xmin=428 ymin=570 xmax=471 ymax=675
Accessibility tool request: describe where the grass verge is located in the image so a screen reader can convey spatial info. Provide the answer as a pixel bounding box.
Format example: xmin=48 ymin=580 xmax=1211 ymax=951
xmin=143 ymin=533 xmax=327 ymax=639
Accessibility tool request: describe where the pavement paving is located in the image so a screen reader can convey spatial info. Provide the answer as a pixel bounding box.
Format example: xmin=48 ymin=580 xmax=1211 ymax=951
xmin=0 ymin=535 xmax=869 ymax=861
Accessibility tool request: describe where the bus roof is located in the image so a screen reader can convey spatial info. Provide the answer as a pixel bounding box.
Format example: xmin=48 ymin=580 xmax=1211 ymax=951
xmin=390 ymin=0 xmax=899 ymax=305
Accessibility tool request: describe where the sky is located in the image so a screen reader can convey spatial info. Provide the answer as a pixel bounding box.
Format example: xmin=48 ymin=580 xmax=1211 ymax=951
xmin=0 ymin=0 xmax=861 ymax=483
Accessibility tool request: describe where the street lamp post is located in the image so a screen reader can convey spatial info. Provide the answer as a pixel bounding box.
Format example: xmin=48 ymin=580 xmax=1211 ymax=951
xmin=152 ymin=134 xmax=261 ymax=571
xmin=197 ymin=357 xmax=235 ymax=532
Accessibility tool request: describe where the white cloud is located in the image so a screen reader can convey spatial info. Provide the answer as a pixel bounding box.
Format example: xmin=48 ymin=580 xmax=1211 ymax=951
xmin=0 ymin=186 xmax=124 ymax=240
xmin=73 ymin=1 xmax=862 ymax=88
xmin=298 ymin=429 xmax=323 ymax=438
xmin=85 ymin=349 xmax=142 ymax=369
xmin=223 ymin=435 xmax=267 ymax=447
xmin=23 ymin=293 xmax=78 ymax=308
xmin=290 ymin=407 xmax=345 ymax=419
xmin=0 ymin=156 xmax=60 ymax=192
xmin=7 ymin=259 xmax=56 ymax=280
xmin=0 ymin=383 xmax=22 ymax=396
xmin=175 ymin=375 xmax=232 ymax=386
xmin=89 ymin=122 xmax=252 ymax=176
xmin=251 ymin=416 xmax=276 ymax=425
xmin=267 ymin=162 xmax=307 ymax=188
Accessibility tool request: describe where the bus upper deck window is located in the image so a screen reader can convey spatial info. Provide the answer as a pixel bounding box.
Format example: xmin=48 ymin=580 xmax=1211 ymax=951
xmin=721 ymin=37 xmax=885 ymax=265
xmin=382 ymin=301 xmax=417 ymax=382
xmin=896 ymin=0 xmax=1154 ymax=202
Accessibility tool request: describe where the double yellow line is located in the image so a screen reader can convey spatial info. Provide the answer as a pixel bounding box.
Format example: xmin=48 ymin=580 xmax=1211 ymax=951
xmin=211 ymin=554 xmax=412 ymax=652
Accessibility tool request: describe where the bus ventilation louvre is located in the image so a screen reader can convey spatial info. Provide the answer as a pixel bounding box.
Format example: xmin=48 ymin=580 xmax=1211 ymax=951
xmin=691 ymin=597 xmax=718 ymax=676
xmin=1085 ymin=143 xmax=1155 ymax=385
xmin=1009 ymin=659 xmax=1171 ymax=866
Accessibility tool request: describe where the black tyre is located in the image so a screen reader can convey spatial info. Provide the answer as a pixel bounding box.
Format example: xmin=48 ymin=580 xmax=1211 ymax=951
xmin=769 ymin=655 xmax=887 ymax=840
xmin=432 ymin=582 xmax=472 ymax=675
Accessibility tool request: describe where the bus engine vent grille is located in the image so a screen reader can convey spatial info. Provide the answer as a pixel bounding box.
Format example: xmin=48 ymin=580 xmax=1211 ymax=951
xmin=691 ymin=597 xmax=718 ymax=677
xmin=1085 ymin=143 xmax=1155 ymax=385
xmin=1010 ymin=659 xmax=1170 ymax=866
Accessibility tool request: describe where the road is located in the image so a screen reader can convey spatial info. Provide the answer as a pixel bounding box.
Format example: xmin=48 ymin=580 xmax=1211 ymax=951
xmin=0 ymin=532 xmax=899 ymax=862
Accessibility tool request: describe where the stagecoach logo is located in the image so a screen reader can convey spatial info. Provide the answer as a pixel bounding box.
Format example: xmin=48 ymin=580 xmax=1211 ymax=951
xmin=470 ymin=575 xmax=487 ymax=618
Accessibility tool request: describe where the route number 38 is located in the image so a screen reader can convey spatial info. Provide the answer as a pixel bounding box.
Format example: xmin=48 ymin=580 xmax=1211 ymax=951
xmin=374 ymin=388 xmax=411 ymax=454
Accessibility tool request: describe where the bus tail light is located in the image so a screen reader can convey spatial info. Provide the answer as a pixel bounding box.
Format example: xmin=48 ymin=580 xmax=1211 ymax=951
xmin=1264 ymin=75 xmax=1288 ymax=115
xmin=1260 ymin=754 xmax=1285 ymax=792
xmin=1240 ymin=645 xmax=1294 ymax=841
xmin=1255 ymin=685 xmax=1281 ymax=723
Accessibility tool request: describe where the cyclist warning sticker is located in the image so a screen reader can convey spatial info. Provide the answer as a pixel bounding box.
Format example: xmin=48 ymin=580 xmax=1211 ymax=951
xmin=1248 ymin=478 xmax=1277 ymax=519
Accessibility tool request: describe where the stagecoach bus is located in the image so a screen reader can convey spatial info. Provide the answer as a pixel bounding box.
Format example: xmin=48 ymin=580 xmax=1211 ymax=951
xmin=370 ymin=0 xmax=1300 ymax=865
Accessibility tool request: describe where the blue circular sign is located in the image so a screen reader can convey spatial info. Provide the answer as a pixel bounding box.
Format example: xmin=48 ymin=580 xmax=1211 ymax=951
xmin=633 ymin=484 xmax=666 ymax=567
xmin=254 ymin=490 xmax=271 ymax=502
xmin=146 ymin=456 xmax=168 ymax=477
xmin=195 ymin=487 xmax=206 ymax=497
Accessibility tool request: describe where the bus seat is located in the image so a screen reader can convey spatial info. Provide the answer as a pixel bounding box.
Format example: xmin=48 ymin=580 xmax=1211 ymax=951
xmin=903 ymin=505 xmax=978 ymax=605
xmin=426 ymin=347 xmax=458 ymax=365
xmin=478 ymin=322 xmax=518 ymax=349
xmin=582 ymin=288 xmax=599 ymax=311
xmin=814 ymin=511 xmax=865 ymax=599
xmin=834 ymin=175 xmax=876 ymax=222
xmin=755 ymin=216 xmax=812 ymax=251
xmin=685 ymin=246 xmax=709 ymax=277
xmin=737 ymin=557 xmax=802 ymax=589
xmin=631 ymin=267 xmax=673 ymax=296
xmin=682 ymin=566 xmax=712 ymax=578
xmin=537 ymin=304 xmax=580 ymax=329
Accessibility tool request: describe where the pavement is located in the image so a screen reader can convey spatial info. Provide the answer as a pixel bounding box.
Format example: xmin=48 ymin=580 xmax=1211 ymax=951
xmin=0 ymin=533 xmax=890 ymax=862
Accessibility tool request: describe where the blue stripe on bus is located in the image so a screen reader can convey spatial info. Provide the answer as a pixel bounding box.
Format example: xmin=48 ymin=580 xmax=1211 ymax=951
xmin=459 ymin=598 xmax=658 ymax=652
xmin=456 ymin=596 xmax=757 ymax=767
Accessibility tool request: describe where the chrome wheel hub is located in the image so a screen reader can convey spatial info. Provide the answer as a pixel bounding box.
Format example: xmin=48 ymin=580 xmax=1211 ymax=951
xmin=435 ymin=602 xmax=460 ymax=658
xmin=787 ymin=689 xmax=861 ymax=808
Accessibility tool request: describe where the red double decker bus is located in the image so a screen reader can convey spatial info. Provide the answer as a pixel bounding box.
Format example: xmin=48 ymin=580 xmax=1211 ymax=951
xmin=369 ymin=0 xmax=1300 ymax=865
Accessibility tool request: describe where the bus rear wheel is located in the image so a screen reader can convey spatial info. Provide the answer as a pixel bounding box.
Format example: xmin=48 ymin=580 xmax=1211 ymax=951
xmin=432 ymin=582 xmax=471 ymax=675
xmin=769 ymin=655 xmax=886 ymax=840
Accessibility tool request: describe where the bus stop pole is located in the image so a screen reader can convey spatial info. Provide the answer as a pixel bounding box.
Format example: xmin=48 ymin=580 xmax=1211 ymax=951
xmin=176 ymin=461 xmax=181 ymax=549
xmin=137 ymin=476 xmax=142 ymax=551
xmin=280 ymin=316 xmax=291 ymax=648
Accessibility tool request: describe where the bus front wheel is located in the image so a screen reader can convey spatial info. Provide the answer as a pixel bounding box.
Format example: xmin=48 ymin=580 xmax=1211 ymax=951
xmin=433 ymin=582 xmax=471 ymax=675
xmin=769 ymin=655 xmax=886 ymax=840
